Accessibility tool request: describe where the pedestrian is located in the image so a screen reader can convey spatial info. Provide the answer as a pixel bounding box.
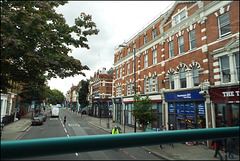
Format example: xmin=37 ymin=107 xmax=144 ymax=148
xmin=64 ymin=115 xmax=67 ymax=125
xmin=211 ymin=139 xmax=223 ymax=160
xmin=169 ymin=124 xmax=174 ymax=148
xmin=112 ymin=126 xmax=119 ymax=151
xmin=43 ymin=106 xmax=45 ymax=112
xmin=227 ymin=138 xmax=234 ymax=159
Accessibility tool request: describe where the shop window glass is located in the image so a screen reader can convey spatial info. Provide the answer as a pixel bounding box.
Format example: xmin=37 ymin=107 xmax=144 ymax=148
xmin=235 ymin=52 xmax=239 ymax=81
xmin=216 ymin=104 xmax=228 ymax=127
xmin=231 ymin=104 xmax=239 ymax=126
xmin=220 ymin=56 xmax=230 ymax=83
xmin=197 ymin=116 xmax=206 ymax=128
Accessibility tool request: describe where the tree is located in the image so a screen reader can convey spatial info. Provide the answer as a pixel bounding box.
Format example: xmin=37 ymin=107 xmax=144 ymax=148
xmin=133 ymin=94 xmax=158 ymax=132
xmin=1 ymin=1 xmax=99 ymax=93
xmin=48 ymin=89 xmax=64 ymax=105
xmin=78 ymin=80 xmax=89 ymax=109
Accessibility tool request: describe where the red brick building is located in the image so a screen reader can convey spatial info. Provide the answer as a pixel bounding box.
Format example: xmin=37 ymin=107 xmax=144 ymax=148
xmin=112 ymin=1 xmax=239 ymax=147
xmin=89 ymin=68 xmax=113 ymax=117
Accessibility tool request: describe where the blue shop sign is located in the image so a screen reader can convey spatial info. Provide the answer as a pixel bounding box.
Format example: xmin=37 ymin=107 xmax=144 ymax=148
xmin=198 ymin=102 xmax=205 ymax=115
xmin=166 ymin=91 xmax=204 ymax=101
xmin=169 ymin=103 xmax=174 ymax=113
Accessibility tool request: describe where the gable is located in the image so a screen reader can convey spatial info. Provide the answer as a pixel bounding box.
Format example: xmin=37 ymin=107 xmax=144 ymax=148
xmin=160 ymin=1 xmax=196 ymax=28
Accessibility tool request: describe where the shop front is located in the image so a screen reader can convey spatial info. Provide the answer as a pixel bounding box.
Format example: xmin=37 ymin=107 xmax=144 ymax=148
xmin=123 ymin=94 xmax=162 ymax=129
xmin=210 ymin=86 xmax=239 ymax=127
xmin=165 ymin=91 xmax=206 ymax=130
xmin=92 ymin=98 xmax=112 ymax=118
xmin=210 ymin=85 xmax=239 ymax=154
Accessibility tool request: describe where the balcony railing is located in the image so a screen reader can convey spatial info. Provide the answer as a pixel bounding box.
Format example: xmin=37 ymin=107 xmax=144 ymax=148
xmin=1 ymin=127 xmax=239 ymax=159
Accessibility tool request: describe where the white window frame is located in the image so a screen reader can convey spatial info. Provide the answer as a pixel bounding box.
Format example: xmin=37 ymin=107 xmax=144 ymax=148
xmin=152 ymin=28 xmax=156 ymax=39
xmin=169 ymin=41 xmax=174 ymax=58
xmin=144 ymin=54 xmax=148 ymax=68
xmin=220 ymin=55 xmax=231 ymax=83
xmin=174 ymin=10 xmax=186 ymax=25
xmin=153 ymin=49 xmax=157 ymax=65
xmin=192 ymin=66 xmax=199 ymax=87
xmin=234 ymin=52 xmax=239 ymax=81
xmin=116 ymin=69 xmax=118 ymax=79
xmin=127 ymin=48 xmax=130 ymax=55
xmin=120 ymin=67 xmax=122 ymax=78
xmin=120 ymin=53 xmax=122 ymax=59
xmin=127 ymin=63 xmax=130 ymax=75
xmin=169 ymin=73 xmax=174 ymax=89
xmin=218 ymin=12 xmax=231 ymax=38
xmin=149 ymin=77 xmax=153 ymax=92
xmin=179 ymin=67 xmax=186 ymax=88
xmin=178 ymin=36 xmax=184 ymax=54
xmin=144 ymin=78 xmax=147 ymax=93
xmin=133 ymin=43 xmax=136 ymax=51
xmin=155 ymin=76 xmax=158 ymax=92
xmin=189 ymin=29 xmax=196 ymax=50
xmin=144 ymin=34 xmax=148 ymax=44
xmin=102 ymin=81 xmax=105 ymax=86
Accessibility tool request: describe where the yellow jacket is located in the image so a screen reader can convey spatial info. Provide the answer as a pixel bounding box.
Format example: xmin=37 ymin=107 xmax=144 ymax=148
xmin=112 ymin=128 xmax=119 ymax=134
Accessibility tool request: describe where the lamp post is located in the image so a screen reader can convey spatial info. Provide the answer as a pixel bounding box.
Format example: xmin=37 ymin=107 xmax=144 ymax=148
xmin=119 ymin=44 xmax=137 ymax=133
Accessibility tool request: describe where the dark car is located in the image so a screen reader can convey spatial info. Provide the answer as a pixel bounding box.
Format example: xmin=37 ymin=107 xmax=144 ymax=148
xmin=32 ymin=117 xmax=44 ymax=125
xmin=0 ymin=123 xmax=4 ymax=129
xmin=37 ymin=113 xmax=47 ymax=122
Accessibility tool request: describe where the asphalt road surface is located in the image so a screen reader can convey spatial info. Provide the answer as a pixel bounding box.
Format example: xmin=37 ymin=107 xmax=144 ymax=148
xmin=17 ymin=108 xmax=163 ymax=160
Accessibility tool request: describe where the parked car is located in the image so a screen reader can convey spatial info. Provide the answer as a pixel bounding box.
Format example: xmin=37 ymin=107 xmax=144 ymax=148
xmin=32 ymin=117 xmax=44 ymax=125
xmin=0 ymin=123 xmax=4 ymax=130
xmin=37 ymin=113 xmax=47 ymax=122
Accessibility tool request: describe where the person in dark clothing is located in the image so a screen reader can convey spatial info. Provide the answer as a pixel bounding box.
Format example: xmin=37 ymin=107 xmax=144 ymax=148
xmin=63 ymin=115 xmax=67 ymax=125
xmin=227 ymin=138 xmax=234 ymax=159
xmin=169 ymin=124 xmax=174 ymax=148
xmin=212 ymin=139 xmax=223 ymax=160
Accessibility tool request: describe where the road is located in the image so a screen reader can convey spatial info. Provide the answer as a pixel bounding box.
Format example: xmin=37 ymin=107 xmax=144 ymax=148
xmin=18 ymin=108 xmax=163 ymax=160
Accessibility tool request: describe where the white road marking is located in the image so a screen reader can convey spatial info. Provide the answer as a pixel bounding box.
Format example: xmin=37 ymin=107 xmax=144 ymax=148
xmin=64 ymin=128 xmax=67 ymax=133
xmin=50 ymin=118 xmax=58 ymax=120
xmin=67 ymin=134 xmax=69 ymax=137
xmin=75 ymin=153 xmax=78 ymax=156
xmin=68 ymin=124 xmax=80 ymax=127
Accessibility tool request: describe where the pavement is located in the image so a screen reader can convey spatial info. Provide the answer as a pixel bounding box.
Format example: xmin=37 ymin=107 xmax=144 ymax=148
xmin=1 ymin=108 xmax=239 ymax=160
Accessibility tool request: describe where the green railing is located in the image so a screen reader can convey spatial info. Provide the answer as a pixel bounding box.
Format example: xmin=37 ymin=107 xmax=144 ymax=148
xmin=1 ymin=127 xmax=239 ymax=159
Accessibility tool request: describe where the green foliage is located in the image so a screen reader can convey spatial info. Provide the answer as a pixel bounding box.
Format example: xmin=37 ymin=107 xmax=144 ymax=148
xmin=48 ymin=89 xmax=64 ymax=105
xmin=1 ymin=1 xmax=99 ymax=93
xmin=78 ymin=80 xmax=89 ymax=108
xmin=133 ymin=94 xmax=158 ymax=130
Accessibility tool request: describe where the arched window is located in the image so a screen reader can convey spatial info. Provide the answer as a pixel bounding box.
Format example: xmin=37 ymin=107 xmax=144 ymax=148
xmin=192 ymin=66 xmax=199 ymax=86
xmin=169 ymin=73 xmax=174 ymax=89
xmin=180 ymin=67 xmax=186 ymax=88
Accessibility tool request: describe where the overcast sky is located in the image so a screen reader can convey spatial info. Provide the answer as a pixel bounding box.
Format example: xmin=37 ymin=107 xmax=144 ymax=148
xmin=47 ymin=1 xmax=175 ymax=95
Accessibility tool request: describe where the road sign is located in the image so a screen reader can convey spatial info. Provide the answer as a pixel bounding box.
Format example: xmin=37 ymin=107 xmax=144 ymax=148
xmin=14 ymin=108 xmax=19 ymax=112
xmin=32 ymin=101 xmax=35 ymax=105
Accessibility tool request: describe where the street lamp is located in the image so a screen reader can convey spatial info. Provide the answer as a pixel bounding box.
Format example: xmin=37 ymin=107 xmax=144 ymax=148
xmin=119 ymin=44 xmax=137 ymax=133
